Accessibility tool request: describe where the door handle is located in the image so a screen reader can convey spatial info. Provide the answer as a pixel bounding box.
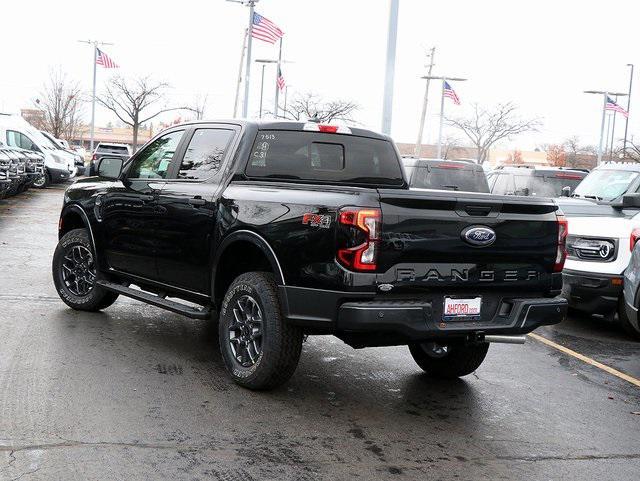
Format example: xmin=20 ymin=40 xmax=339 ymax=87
xmin=139 ymin=194 xmax=154 ymax=202
xmin=188 ymin=197 xmax=206 ymax=206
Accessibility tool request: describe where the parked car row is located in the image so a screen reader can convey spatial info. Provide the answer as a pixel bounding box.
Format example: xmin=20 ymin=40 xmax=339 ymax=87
xmin=401 ymin=156 xmax=640 ymax=339
xmin=0 ymin=147 xmax=45 ymax=198
xmin=0 ymin=114 xmax=78 ymax=188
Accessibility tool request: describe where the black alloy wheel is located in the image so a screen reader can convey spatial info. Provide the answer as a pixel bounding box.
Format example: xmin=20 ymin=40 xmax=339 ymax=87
xmin=61 ymin=244 xmax=96 ymax=296
xmin=228 ymin=294 xmax=264 ymax=367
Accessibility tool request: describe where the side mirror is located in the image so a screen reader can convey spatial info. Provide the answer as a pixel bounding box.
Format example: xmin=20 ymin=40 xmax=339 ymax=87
xmin=622 ymin=193 xmax=640 ymax=208
xmin=561 ymin=186 xmax=571 ymax=197
xmin=97 ymin=156 xmax=123 ymax=180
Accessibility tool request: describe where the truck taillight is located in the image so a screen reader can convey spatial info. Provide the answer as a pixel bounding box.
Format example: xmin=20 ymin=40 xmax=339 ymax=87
xmin=630 ymin=228 xmax=640 ymax=251
xmin=337 ymin=208 xmax=381 ymax=271
xmin=554 ymin=215 xmax=568 ymax=272
xmin=91 ymin=153 xmax=97 ymax=161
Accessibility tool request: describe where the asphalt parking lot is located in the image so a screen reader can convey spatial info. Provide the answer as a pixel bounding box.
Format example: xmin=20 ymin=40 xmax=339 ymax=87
xmin=0 ymin=185 xmax=639 ymax=481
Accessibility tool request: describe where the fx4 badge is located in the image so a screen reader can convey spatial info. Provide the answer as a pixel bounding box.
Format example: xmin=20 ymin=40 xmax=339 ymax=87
xmin=302 ymin=213 xmax=332 ymax=229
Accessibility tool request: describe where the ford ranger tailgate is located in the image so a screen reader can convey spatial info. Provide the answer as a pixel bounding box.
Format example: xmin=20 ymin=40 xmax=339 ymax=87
xmin=375 ymin=189 xmax=562 ymax=292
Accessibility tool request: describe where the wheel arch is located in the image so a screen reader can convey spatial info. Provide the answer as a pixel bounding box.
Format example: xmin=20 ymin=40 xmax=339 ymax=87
xmin=212 ymin=230 xmax=285 ymax=305
xmin=59 ymin=205 xmax=98 ymax=259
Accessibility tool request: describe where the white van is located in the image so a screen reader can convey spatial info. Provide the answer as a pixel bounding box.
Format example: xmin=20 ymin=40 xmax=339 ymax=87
xmin=0 ymin=114 xmax=76 ymax=187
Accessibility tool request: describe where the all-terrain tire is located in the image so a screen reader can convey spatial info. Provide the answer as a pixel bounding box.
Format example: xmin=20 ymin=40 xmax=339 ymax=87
xmin=52 ymin=228 xmax=119 ymax=311
xmin=408 ymin=342 xmax=490 ymax=379
xmin=218 ymin=272 xmax=303 ymax=390
xmin=617 ymin=297 xmax=640 ymax=340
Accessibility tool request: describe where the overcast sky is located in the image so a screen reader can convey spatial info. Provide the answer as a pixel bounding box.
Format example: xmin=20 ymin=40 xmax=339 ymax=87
xmin=1 ymin=0 xmax=639 ymax=150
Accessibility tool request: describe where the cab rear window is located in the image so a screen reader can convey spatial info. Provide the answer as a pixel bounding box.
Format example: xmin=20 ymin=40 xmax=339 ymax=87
xmin=246 ymin=130 xmax=404 ymax=186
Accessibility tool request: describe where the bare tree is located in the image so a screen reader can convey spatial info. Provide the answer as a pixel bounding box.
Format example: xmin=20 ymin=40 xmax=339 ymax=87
xmin=446 ymin=103 xmax=541 ymax=164
xmin=35 ymin=69 xmax=83 ymax=140
xmin=185 ymin=93 xmax=208 ymax=120
xmin=562 ymin=136 xmax=597 ymax=169
xmin=279 ymin=92 xmax=358 ymax=123
xmin=616 ymin=140 xmax=640 ymax=162
xmin=97 ymin=75 xmax=185 ymax=152
xmin=441 ymin=135 xmax=461 ymax=160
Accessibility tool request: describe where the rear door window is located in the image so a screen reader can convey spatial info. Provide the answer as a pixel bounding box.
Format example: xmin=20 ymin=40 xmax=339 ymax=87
xmin=247 ymin=130 xmax=404 ymax=186
xmin=178 ymin=128 xmax=235 ymax=180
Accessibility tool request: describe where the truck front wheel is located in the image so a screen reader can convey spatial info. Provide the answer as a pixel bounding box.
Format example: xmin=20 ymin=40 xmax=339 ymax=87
xmin=408 ymin=341 xmax=489 ymax=379
xmin=218 ymin=272 xmax=303 ymax=390
xmin=52 ymin=228 xmax=119 ymax=311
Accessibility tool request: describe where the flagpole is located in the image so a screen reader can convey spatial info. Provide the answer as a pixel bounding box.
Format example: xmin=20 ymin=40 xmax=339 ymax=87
xmin=242 ymin=0 xmax=257 ymax=118
xmin=90 ymin=44 xmax=97 ymax=152
xmin=609 ymin=94 xmax=618 ymax=161
xmin=274 ymin=37 xmax=283 ymax=118
xmin=436 ymin=79 xmax=446 ymax=159
xmin=624 ymin=64 xmax=634 ymax=157
xmin=597 ymin=92 xmax=608 ymax=166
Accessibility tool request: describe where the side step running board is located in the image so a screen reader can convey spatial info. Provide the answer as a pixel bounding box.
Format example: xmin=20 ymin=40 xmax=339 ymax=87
xmin=96 ymin=280 xmax=212 ymax=320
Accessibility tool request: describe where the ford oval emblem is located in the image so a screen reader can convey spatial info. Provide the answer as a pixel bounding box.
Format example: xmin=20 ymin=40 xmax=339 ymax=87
xmin=462 ymin=226 xmax=496 ymax=247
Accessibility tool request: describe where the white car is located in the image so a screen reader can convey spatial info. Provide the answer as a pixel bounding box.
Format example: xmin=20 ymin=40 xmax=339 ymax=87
xmin=559 ymin=162 xmax=640 ymax=334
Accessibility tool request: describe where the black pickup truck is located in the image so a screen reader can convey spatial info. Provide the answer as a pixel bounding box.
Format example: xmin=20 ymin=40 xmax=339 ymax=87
xmin=52 ymin=120 xmax=568 ymax=390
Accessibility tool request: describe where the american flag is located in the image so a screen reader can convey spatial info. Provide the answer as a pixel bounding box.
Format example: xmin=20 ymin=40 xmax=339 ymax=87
xmin=96 ymin=48 xmax=119 ymax=68
xmin=277 ymin=66 xmax=285 ymax=91
xmin=606 ymin=96 xmax=629 ymax=118
xmin=443 ymin=80 xmax=460 ymax=105
xmin=251 ymin=12 xmax=284 ymax=44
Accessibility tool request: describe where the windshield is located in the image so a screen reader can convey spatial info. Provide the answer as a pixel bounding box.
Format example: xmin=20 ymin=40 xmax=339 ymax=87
xmin=403 ymin=160 xmax=489 ymax=193
xmin=572 ymin=169 xmax=639 ymax=201
xmin=489 ymin=171 xmax=585 ymax=197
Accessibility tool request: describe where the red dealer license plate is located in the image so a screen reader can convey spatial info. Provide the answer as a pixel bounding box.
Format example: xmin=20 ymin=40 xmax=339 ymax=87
xmin=443 ymin=296 xmax=482 ymax=321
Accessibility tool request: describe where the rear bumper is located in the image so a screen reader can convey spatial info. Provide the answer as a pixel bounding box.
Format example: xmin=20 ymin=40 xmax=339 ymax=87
xmin=279 ymin=286 xmax=566 ymax=347
xmin=47 ymin=166 xmax=70 ymax=183
xmin=562 ymin=269 xmax=623 ymax=316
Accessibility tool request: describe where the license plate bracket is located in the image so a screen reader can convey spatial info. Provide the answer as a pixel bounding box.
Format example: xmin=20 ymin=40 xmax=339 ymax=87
xmin=443 ymin=296 xmax=482 ymax=321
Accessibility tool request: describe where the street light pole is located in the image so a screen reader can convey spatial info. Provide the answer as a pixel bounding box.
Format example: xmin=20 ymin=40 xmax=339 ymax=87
xmin=381 ymin=0 xmax=399 ymax=135
xmin=274 ymin=38 xmax=283 ymax=118
xmin=259 ymin=64 xmax=266 ymax=118
xmin=414 ymin=46 xmax=436 ymax=157
xmin=624 ymin=64 xmax=634 ymax=156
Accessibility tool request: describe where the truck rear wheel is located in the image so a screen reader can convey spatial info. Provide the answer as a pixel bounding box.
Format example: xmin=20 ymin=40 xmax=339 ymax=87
xmin=52 ymin=228 xmax=119 ymax=311
xmin=218 ymin=272 xmax=303 ymax=390
xmin=408 ymin=341 xmax=489 ymax=379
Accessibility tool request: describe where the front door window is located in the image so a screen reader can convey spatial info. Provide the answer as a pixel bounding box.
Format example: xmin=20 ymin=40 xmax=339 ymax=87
xmin=127 ymin=130 xmax=184 ymax=179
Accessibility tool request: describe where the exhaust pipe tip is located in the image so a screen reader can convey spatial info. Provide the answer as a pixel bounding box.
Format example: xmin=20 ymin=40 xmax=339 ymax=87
xmin=483 ymin=334 xmax=527 ymax=345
